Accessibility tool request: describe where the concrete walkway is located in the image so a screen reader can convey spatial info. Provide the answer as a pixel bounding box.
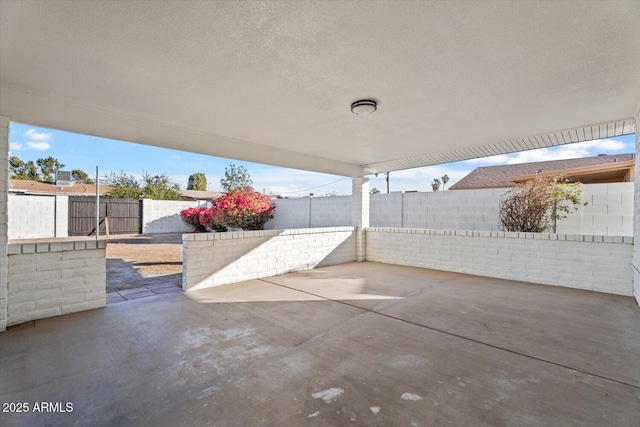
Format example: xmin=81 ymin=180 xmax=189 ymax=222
xmin=107 ymin=282 xmax=182 ymax=303
xmin=1 ymin=262 xmax=639 ymax=426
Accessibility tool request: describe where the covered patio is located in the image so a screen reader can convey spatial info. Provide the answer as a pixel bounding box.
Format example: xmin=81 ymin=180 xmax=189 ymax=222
xmin=1 ymin=1 xmax=640 ymax=425
xmin=2 ymin=262 xmax=639 ymax=425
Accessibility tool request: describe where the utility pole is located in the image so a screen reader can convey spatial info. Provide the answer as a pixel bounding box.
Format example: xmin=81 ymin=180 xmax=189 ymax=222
xmin=386 ymin=172 xmax=390 ymax=194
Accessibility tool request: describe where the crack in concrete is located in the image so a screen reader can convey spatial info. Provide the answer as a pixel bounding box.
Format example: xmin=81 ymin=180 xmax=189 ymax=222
xmin=259 ymin=278 xmax=640 ymax=390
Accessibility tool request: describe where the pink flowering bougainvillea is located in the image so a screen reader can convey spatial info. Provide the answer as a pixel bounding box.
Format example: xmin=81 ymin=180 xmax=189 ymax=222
xmin=179 ymin=206 xmax=208 ymax=232
xmin=201 ymin=188 xmax=275 ymax=231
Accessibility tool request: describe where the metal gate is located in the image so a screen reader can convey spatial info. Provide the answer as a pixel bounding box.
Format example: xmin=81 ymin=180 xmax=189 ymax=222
xmin=68 ymin=197 xmax=142 ymax=236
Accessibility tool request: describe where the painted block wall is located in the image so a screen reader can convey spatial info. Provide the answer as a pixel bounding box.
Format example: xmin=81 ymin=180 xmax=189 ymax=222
xmin=268 ymin=183 xmax=633 ymax=236
xmin=310 ymin=196 xmax=351 ymax=227
xmin=366 ymin=228 xmax=633 ymax=296
xmin=6 ymin=240 xmax=107 ymax=326
xmin=264 ymin=197 xmax=313 ymax=230
xmin=557 ymin=183 xmax=633 ymax=236
xmin=183 ymin=227 xmax=356 ymax=290
xmin=142 ymin=199 xmax=205 ymax=234
xmin=8 ymin=194 xmax=56 ymax=239
xmin=0 ymin=117 xmax=9 ymax=331
xmin=5 ymin=183 xmax=633 ymax=240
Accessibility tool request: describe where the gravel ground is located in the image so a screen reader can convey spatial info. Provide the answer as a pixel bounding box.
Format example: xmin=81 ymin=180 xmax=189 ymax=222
xmin=106 ymin=233 xmax=184 ymax=293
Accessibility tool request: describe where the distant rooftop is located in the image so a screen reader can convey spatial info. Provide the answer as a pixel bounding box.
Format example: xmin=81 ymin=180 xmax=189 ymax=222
xmin=9 ymin=179 xmax=112 ymax=196
xmin=449 ymin=153 xmax=635 ymax=190
xmin=180 ymin=190 xmax=222 ymax=201
xmin=9 ymin=180 xmax=223 ymax=201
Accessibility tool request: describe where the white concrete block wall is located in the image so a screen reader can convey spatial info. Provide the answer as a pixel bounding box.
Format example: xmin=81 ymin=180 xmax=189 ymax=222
xmin=265 ymin=197 xmax=312 ymax=230
xmin=555 ymin=183 xmax=634 ymax=236
xmin=6 ymin=183 xmax=628 ymax=240
xmin=0 ymin=117 xmax=9 ymax=331
xmin=370 ymin=193 xmax=402 ymax=227
xmin=310 ymin=196 xmax=351 ymax=227
xmin=141 ymin=199 xmax=205 ymax=234
xmin=366 ymin=228 xmax=633 ymax=296
xmin=6 ymin=240 xmax=107 ymax=326
xmin=8 ymin=194 xmax=56 ymax=239
xmin=183 ymin=227 xmax=356 ymax=290
xmin=269 ymin=184 xmax=632 ymax=236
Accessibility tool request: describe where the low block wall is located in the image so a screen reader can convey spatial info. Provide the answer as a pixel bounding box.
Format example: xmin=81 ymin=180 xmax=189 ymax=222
xmin=366 ymin=228 xmax=633 ymax=296
xmin=183 ymin=227 xmax=356 ymax=290
xmin=6 ymin=240 xmax=107 ymax=326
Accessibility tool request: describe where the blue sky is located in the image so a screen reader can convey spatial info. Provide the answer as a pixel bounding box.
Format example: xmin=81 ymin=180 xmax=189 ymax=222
xmin=8 ymin=122 xmax=635 ymax=196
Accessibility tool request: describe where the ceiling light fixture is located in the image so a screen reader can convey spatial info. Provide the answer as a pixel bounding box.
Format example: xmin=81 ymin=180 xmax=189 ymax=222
xmin=351 ymin=99 xmax=377 ymax=115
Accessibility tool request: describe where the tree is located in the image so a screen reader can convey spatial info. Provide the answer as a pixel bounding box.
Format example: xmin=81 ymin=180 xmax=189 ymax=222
xmin=370 ymin=187 xmax=381 ymax=194
xmin=37 ymin=156 xmax=65 ymax=183
xmin=9 ymin=156 xmax=40 ymax=181
xmin=431 ymin=178 xmax=441 ymax=192
xmin=9 ymin=156 xmax=23 ymax=177
xmin=104 ymin=171 xmax=143 ymax=199
xmin=220 ymin=163 xmax=253 ymax=192
xmin=187 ymin=173 xmax=207 ymax=191
xmin=72 ymin=169 xmax=94 ymax=184
xmin=499 ymin=175 xmax=585 ymax=233
xmin=441 ymin=174 xmax=450 ymax=190
xmin=141 ymin=172 xmax=182 ymax=200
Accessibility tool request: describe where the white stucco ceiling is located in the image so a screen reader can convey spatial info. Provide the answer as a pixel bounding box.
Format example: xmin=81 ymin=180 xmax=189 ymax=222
xmin=1 ymin=1 xmax=639 ymax=176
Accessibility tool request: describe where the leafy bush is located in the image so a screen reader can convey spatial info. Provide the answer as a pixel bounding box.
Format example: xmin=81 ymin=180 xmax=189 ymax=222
xmin=203 ymin=188 xmax=275 ymax=231
xmin=179 ymin=206 xmax=208 ymax=232
xmin=499 ymin=175 xmax=585 ymax=233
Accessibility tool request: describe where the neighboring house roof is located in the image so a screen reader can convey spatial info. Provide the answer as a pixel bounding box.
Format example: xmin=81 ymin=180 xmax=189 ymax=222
xmin=9 ymin=180 xmax=223 ymax=201
xmin=179 ymin=190 xmax=221 ymax=201
xmin=449 ymin=153 xmax=635 ymax=190
xmin=9 ymin=179 xmax=113 ymax=196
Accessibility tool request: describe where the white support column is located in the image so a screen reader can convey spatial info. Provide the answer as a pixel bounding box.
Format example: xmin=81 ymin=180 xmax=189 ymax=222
xmin=633 ymin=105 xmax=640 ymax=306
xmin=351 ymin=176 xmax=370 ymax=261
xmin=0 ymin=117 xmax=9 ymax=331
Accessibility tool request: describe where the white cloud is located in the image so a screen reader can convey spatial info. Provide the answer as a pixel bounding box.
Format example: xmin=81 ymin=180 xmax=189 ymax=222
xmin=9 ymin=142 xmax=23 ymax=151
xmin=568 ymin=138 xmax=629 ymax=152
xmin=23 ymin=128 xmax=52 ymax=142
xmin=26 ymin=141 xmax=51 ymax=151
xmin=460 ymin=138 xmax=632 ymax=167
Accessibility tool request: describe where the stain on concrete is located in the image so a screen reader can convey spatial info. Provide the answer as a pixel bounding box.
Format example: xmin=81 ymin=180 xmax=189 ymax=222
xmin=401 ymin=392 xmax=423 ymax=401
xmin=312 ymin=387 xmax=344 ymax=403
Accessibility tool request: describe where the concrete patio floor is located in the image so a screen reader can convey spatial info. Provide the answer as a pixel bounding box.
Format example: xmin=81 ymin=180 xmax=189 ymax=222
xmin=1 ymin=262 xmax=639 ymax=426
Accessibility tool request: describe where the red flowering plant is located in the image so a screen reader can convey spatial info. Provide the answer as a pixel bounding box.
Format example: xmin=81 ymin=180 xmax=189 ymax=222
xmin=201 ymin=188 xmax=275 ymax=231
xmin=179 ymin=206 xmax=208 ymax=232
xmin=198 ymin=207 xmax=226 ymax=232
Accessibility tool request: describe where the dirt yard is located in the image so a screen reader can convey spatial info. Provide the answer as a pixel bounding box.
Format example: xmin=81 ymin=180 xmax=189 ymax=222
xmin=106 ymin=233 xmax=184 ymax=293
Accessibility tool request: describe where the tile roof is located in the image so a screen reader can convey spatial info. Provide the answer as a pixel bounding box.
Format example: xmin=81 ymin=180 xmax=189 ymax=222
xmin=9 ymin=179 xmax=113 ymax=195
xmin=449 ymin=153 xmax=635 ymax=190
